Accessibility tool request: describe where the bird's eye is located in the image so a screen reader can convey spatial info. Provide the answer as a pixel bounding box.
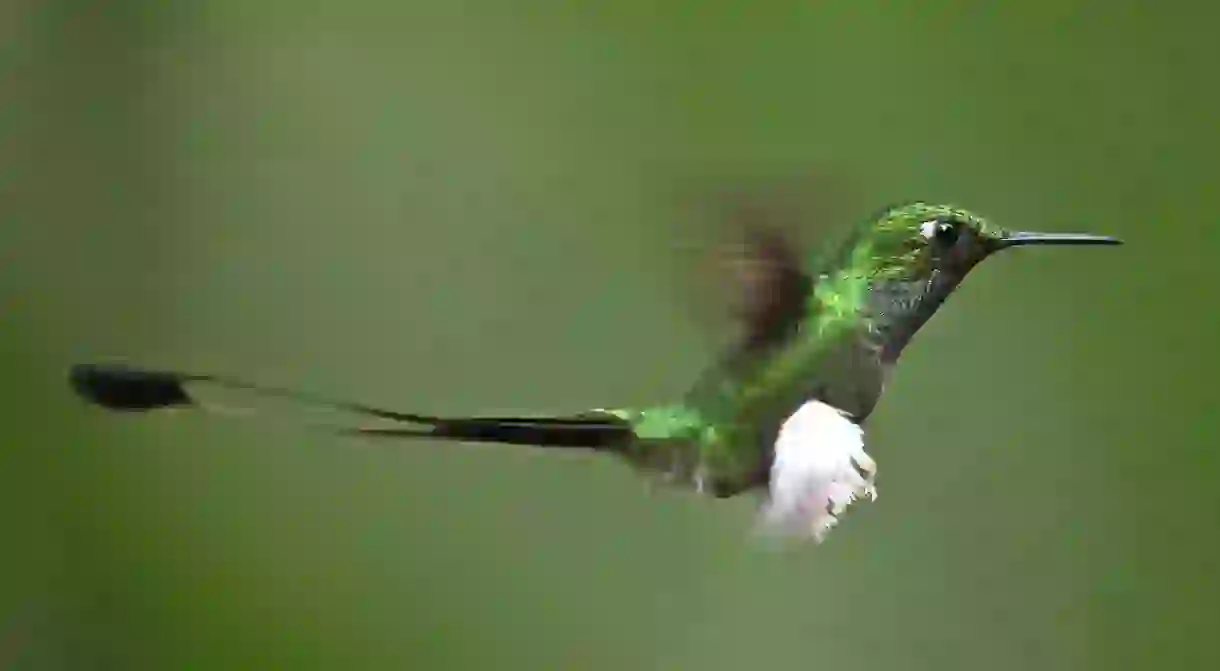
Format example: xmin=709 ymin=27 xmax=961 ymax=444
xmin=919 ymin=219 xmax=960 ymax=245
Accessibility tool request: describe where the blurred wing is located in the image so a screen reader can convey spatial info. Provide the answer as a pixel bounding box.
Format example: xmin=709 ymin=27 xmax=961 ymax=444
xmin=721 ymin=222 xmax=815 ymax=353
xmin=691 ymin=169 xmax=855 ymax=350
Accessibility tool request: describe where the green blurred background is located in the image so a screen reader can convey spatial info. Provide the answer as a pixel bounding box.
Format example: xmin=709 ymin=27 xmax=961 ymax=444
xmin=2 ymin=1 xmax=1216 ymax=668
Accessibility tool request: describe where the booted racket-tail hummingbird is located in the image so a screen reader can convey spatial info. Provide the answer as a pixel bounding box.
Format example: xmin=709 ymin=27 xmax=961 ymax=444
xmin=69 ymin=201 xmax=1121 ymax=543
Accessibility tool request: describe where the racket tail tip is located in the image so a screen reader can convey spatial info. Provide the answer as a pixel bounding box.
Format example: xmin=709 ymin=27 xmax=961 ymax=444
xmin=69 ymin=363 xmax=197 ymax=412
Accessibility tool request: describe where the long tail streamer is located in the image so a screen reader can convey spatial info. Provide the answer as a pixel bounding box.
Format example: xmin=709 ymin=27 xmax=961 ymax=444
xmin=69 ymin=363 xmax=633 ymax=451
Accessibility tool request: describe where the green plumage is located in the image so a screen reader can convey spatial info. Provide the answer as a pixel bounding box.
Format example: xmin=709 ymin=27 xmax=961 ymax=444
xmin=69 ymin=200 xmax=1120 ymax=518
xmin=597 ymin=201 xmax=1118 ymax=497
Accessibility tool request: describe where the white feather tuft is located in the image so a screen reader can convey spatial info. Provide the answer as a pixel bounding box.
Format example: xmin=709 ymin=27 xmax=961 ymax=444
xmin=756 ymin=400 xmax=878 ymax=543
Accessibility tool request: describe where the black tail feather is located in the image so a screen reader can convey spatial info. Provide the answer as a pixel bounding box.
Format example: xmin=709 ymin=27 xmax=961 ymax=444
xmin=352 ymin=416 xmax=634 ymax=450
xmin=69 ymin=362 xmax=635 ymax=452
xmin=70 ymin=363 xmax=200 ymax=412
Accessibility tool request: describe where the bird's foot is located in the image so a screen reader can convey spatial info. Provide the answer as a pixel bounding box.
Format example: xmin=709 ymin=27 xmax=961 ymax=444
xmin=756 ymin=400 xmax=878 ymax=544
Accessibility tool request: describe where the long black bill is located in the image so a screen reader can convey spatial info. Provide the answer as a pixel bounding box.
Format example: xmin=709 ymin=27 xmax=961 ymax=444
xmin=68 ymin=362 xmax=633 ymax=451
xmin=998 ymin=231 xmax=1123 ymax=248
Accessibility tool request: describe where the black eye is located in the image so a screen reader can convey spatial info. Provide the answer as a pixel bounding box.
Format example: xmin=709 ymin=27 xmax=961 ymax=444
xmin=933 ymin=221 xmax=959 ymax=245
xmin=919 ymin=218 xmax=963 ymax=246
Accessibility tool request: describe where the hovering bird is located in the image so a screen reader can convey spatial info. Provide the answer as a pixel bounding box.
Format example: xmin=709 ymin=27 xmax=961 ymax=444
xmin=69 ymin=202 xmax=1121 ymax=543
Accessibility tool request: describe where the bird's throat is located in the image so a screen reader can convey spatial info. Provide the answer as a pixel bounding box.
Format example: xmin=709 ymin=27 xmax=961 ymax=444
xmin=870 ymin=268 xmax=969 ymax=363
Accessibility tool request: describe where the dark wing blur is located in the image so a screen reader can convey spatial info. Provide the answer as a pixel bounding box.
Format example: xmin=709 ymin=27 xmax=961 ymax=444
xmin=720 ymin=220 xmax=814 ymax=353
xmin=697 ymin=169 xmax=857 ymax=357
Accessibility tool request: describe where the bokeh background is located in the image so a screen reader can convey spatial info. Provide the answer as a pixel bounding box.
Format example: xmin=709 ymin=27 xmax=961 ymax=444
xmin=3 ymin=1 xmax=1216 ymax=668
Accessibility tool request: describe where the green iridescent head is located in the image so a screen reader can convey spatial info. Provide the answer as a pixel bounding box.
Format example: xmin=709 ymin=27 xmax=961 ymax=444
xmin=865 ymin=202 xmax=1122 ymax=279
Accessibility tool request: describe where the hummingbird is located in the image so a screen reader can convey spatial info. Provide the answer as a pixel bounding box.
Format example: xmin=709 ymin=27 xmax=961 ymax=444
xmin=69 ymin=202 xmax=1122 ymax=543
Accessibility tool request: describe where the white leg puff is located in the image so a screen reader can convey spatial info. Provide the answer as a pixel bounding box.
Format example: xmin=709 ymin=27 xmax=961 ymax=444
xmin=757 ymin=400 xmax=877 ymax=543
